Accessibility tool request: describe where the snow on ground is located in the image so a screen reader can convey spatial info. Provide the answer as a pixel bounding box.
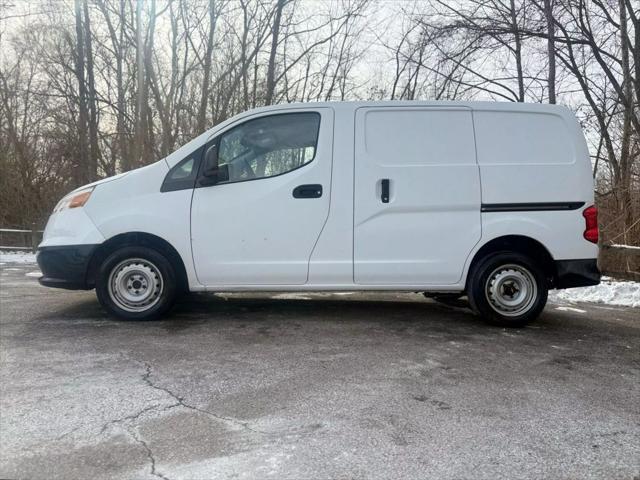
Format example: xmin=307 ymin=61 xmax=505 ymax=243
xmin=549 ymin=277 xmax=640 ymax=308
xmin=0 ymin=250 xmax=37 ymax=264
xmin=1 ymin=250 xmax=638 ymax=308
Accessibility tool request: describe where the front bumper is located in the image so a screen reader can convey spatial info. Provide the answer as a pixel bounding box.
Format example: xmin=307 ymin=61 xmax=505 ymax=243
xmin=37 ymin=245 xmax=98 ymax=290
xmin=554 ymin=259 xmax=600 ymax=289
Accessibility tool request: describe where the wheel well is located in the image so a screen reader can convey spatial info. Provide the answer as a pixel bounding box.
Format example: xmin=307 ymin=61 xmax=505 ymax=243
xmin=467 ymin=235 xmax=557 ymax=288
xmin=86 ymin=232 xmax=189 ymax=292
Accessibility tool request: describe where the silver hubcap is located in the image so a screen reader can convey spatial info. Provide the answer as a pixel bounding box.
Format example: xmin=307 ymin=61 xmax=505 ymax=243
xmin=108 ymin=258 xmax=163 ymax=312
xmin=485 ymin=264 xmax=537 ymax=317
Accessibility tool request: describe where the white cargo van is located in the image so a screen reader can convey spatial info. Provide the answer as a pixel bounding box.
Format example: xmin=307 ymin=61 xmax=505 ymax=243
xmin=37 ymin=101 xmax=600 ymax=326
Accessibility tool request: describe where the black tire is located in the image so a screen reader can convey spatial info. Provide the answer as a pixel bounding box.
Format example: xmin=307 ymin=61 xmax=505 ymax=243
xmin=467 ymin=251 xmax=548 ymax=327
xmin=95 ymin=246 xmax=177 ymax=320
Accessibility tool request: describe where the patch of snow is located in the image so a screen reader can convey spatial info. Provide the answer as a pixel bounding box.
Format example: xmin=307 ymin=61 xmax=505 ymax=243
xmin=555 ymin=306 xmax=587 ymax=314
xmin=0 ymin=251 xmax=37 ymax=264
xmin=26 ymin=271 xmax=42 ymax=278
xmin=549 ymin=277 xmax=640 ymax=308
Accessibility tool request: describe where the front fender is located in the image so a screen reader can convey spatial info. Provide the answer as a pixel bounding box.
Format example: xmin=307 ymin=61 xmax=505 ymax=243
xmin=83 ymin=161 xmax=201 ymax=290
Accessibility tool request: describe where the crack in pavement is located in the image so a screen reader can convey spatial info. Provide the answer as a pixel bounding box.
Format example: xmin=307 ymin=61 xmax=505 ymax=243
xmin=139 ymin=361 xmax=269 ymax=435
xmin=121 ymin=361 xmax=270 ymax=480
xmin=99 ymin=402 xmax=179 ymax=435
xmin=54 ymin=426 xmax=80 ymax=442
xmin=95 ymin=360 xmax=271 ymax=480
xmin=126 ymin=425 xmax=171 ymax=480
xmin=98 ymin=359 xmax=321 ymax=480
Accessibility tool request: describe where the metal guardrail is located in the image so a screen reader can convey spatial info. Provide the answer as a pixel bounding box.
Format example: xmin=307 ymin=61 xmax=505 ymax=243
xmin=601 ymin=244 xmax=640 ymax=282
xmin=1 ymin=226 xmax=639 ymax=276
xmin=603 ymin=244 xmax=640 ymax=254
xmin=0 ymin=225 xmax=44 ymax=252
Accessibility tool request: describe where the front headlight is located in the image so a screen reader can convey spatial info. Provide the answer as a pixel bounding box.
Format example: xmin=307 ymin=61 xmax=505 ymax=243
xmin=53 ymin=187 xmax=95 ymax=213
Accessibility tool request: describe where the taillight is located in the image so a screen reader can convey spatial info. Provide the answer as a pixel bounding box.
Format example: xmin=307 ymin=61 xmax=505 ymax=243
xmin=582 ymin=205 xmax=598 ymax=244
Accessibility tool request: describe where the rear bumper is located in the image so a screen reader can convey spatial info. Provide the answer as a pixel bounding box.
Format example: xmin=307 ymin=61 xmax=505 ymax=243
xmin=554 ymin=259 xmax=600 ymax=289
xmin=36 ymin=245 xmax=98 ymax=290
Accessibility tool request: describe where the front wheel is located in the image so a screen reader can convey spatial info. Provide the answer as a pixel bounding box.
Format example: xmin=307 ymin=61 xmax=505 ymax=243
xmin=96 ymin=246 xmax=178 ymax=320
xmin=467 ymin=252 xmax=548 ymax=327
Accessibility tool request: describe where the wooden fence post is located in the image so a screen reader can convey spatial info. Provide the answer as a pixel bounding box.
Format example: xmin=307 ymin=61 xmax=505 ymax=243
xmin=31 ymin=223 xmax=38 ymax=253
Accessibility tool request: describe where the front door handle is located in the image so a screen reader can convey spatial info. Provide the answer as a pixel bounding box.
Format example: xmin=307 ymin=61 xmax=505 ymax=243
xmin=381 ymin=179 xmax=390 ymax=203
xmin=293 ymin=184 xmax=323 ymax=199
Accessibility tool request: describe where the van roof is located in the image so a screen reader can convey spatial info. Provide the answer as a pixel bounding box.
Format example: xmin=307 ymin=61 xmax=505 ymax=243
xmin=244 ymin=100 xmax=573 ymax=116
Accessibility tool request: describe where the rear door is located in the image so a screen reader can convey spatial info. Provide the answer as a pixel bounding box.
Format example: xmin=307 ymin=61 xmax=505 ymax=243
xmin=191 ymin=108 xmax=333 ymax=286
xmin=353 ymin=107 xmax=480 ymax=285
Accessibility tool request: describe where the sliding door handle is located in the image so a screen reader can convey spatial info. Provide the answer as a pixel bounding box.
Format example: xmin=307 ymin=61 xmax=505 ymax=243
xmin=381 ymin=179 xmax=390 ymax=203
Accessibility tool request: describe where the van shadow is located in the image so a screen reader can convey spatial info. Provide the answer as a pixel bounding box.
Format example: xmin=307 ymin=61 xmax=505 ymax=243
xmin=36 ymin=292 xmax=491 ymax=334
xmin=176 ymin=291 xmax=475 ymax=317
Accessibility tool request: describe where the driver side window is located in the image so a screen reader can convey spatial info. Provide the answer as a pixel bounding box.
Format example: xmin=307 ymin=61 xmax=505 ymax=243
xmin=217 ymin=112 xmax=321 ymax=184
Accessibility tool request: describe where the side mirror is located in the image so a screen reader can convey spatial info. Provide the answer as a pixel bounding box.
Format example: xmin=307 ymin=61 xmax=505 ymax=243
xmin=201 ymin=163 xmax=229 ymax=185
xmin=199 ymin=143 xmax=229 ymax=185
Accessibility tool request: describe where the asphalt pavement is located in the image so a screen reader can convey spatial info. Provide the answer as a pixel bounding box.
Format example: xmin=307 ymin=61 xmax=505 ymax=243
xmin=1 ymin=262 xmax=639 ymax=480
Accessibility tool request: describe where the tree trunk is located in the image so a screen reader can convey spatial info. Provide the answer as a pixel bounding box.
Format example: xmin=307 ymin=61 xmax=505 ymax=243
xmin=509 ymin=0 xmax=525 ymax=102
xmin=543 ymin=0 xmax=556 ymax=104
xmin=117 ymin=0 xmax=128 ymax=173
xmin=618 ymin=0 xmax=634 ymax=243
xmin=197 ymin=0 xmax=217 ymax=133
xmin=83 ymin=0 xmax=99 ymax=180
xmin=98 ymin=0 xmax=128 ymax=173
xmin=134 ymin=0 xmax=144 ymax=169
xmin=265 ymin=0 xmax=286 ymax=105
xmin=74 ymin=0 xmax=89 ymax=185
xmin=143 ymin=0 xmax=157 ymax=164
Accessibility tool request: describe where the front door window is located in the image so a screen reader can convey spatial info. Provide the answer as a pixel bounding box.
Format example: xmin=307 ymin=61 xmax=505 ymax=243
xmin=217 ymin=112 xmax=321 ymax=183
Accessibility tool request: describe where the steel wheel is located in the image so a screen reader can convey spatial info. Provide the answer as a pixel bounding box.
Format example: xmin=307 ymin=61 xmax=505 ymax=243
xmin=107 ymin=258 xmax=164 ymax=313
xmin=484 ymin=263 xmax=537 ymax=317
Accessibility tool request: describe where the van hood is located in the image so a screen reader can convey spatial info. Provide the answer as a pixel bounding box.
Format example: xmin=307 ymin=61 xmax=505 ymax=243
xmin=70 ymin=171 xmax=130 ymax=194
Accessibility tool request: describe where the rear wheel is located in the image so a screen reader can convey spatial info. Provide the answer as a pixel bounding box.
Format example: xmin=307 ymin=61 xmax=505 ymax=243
xmin=467 ymin=252 xmax=548 ymax=327
xmin=96 ymin=246 xmax=177 ymax=320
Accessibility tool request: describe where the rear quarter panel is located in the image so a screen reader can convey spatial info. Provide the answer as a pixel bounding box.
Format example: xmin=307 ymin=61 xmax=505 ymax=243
xmin=472 ymin=106 xmax=597 ymax=261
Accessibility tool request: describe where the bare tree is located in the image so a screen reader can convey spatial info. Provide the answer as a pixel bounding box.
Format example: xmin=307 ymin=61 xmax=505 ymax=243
xmin=74 ymin=0 xmax=90 ymax=184
xmin=0 ymin=0 xmax=636 ymax=254
xmin=265 ymin=0 xmax=286 ymax=105
xmin=197 ymin=0 xmax=219 ymax=132
xmin=543 ymin=0 xmax=556 ymax=103
xmin=83 ymin=0 xmax=99 ymax=180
